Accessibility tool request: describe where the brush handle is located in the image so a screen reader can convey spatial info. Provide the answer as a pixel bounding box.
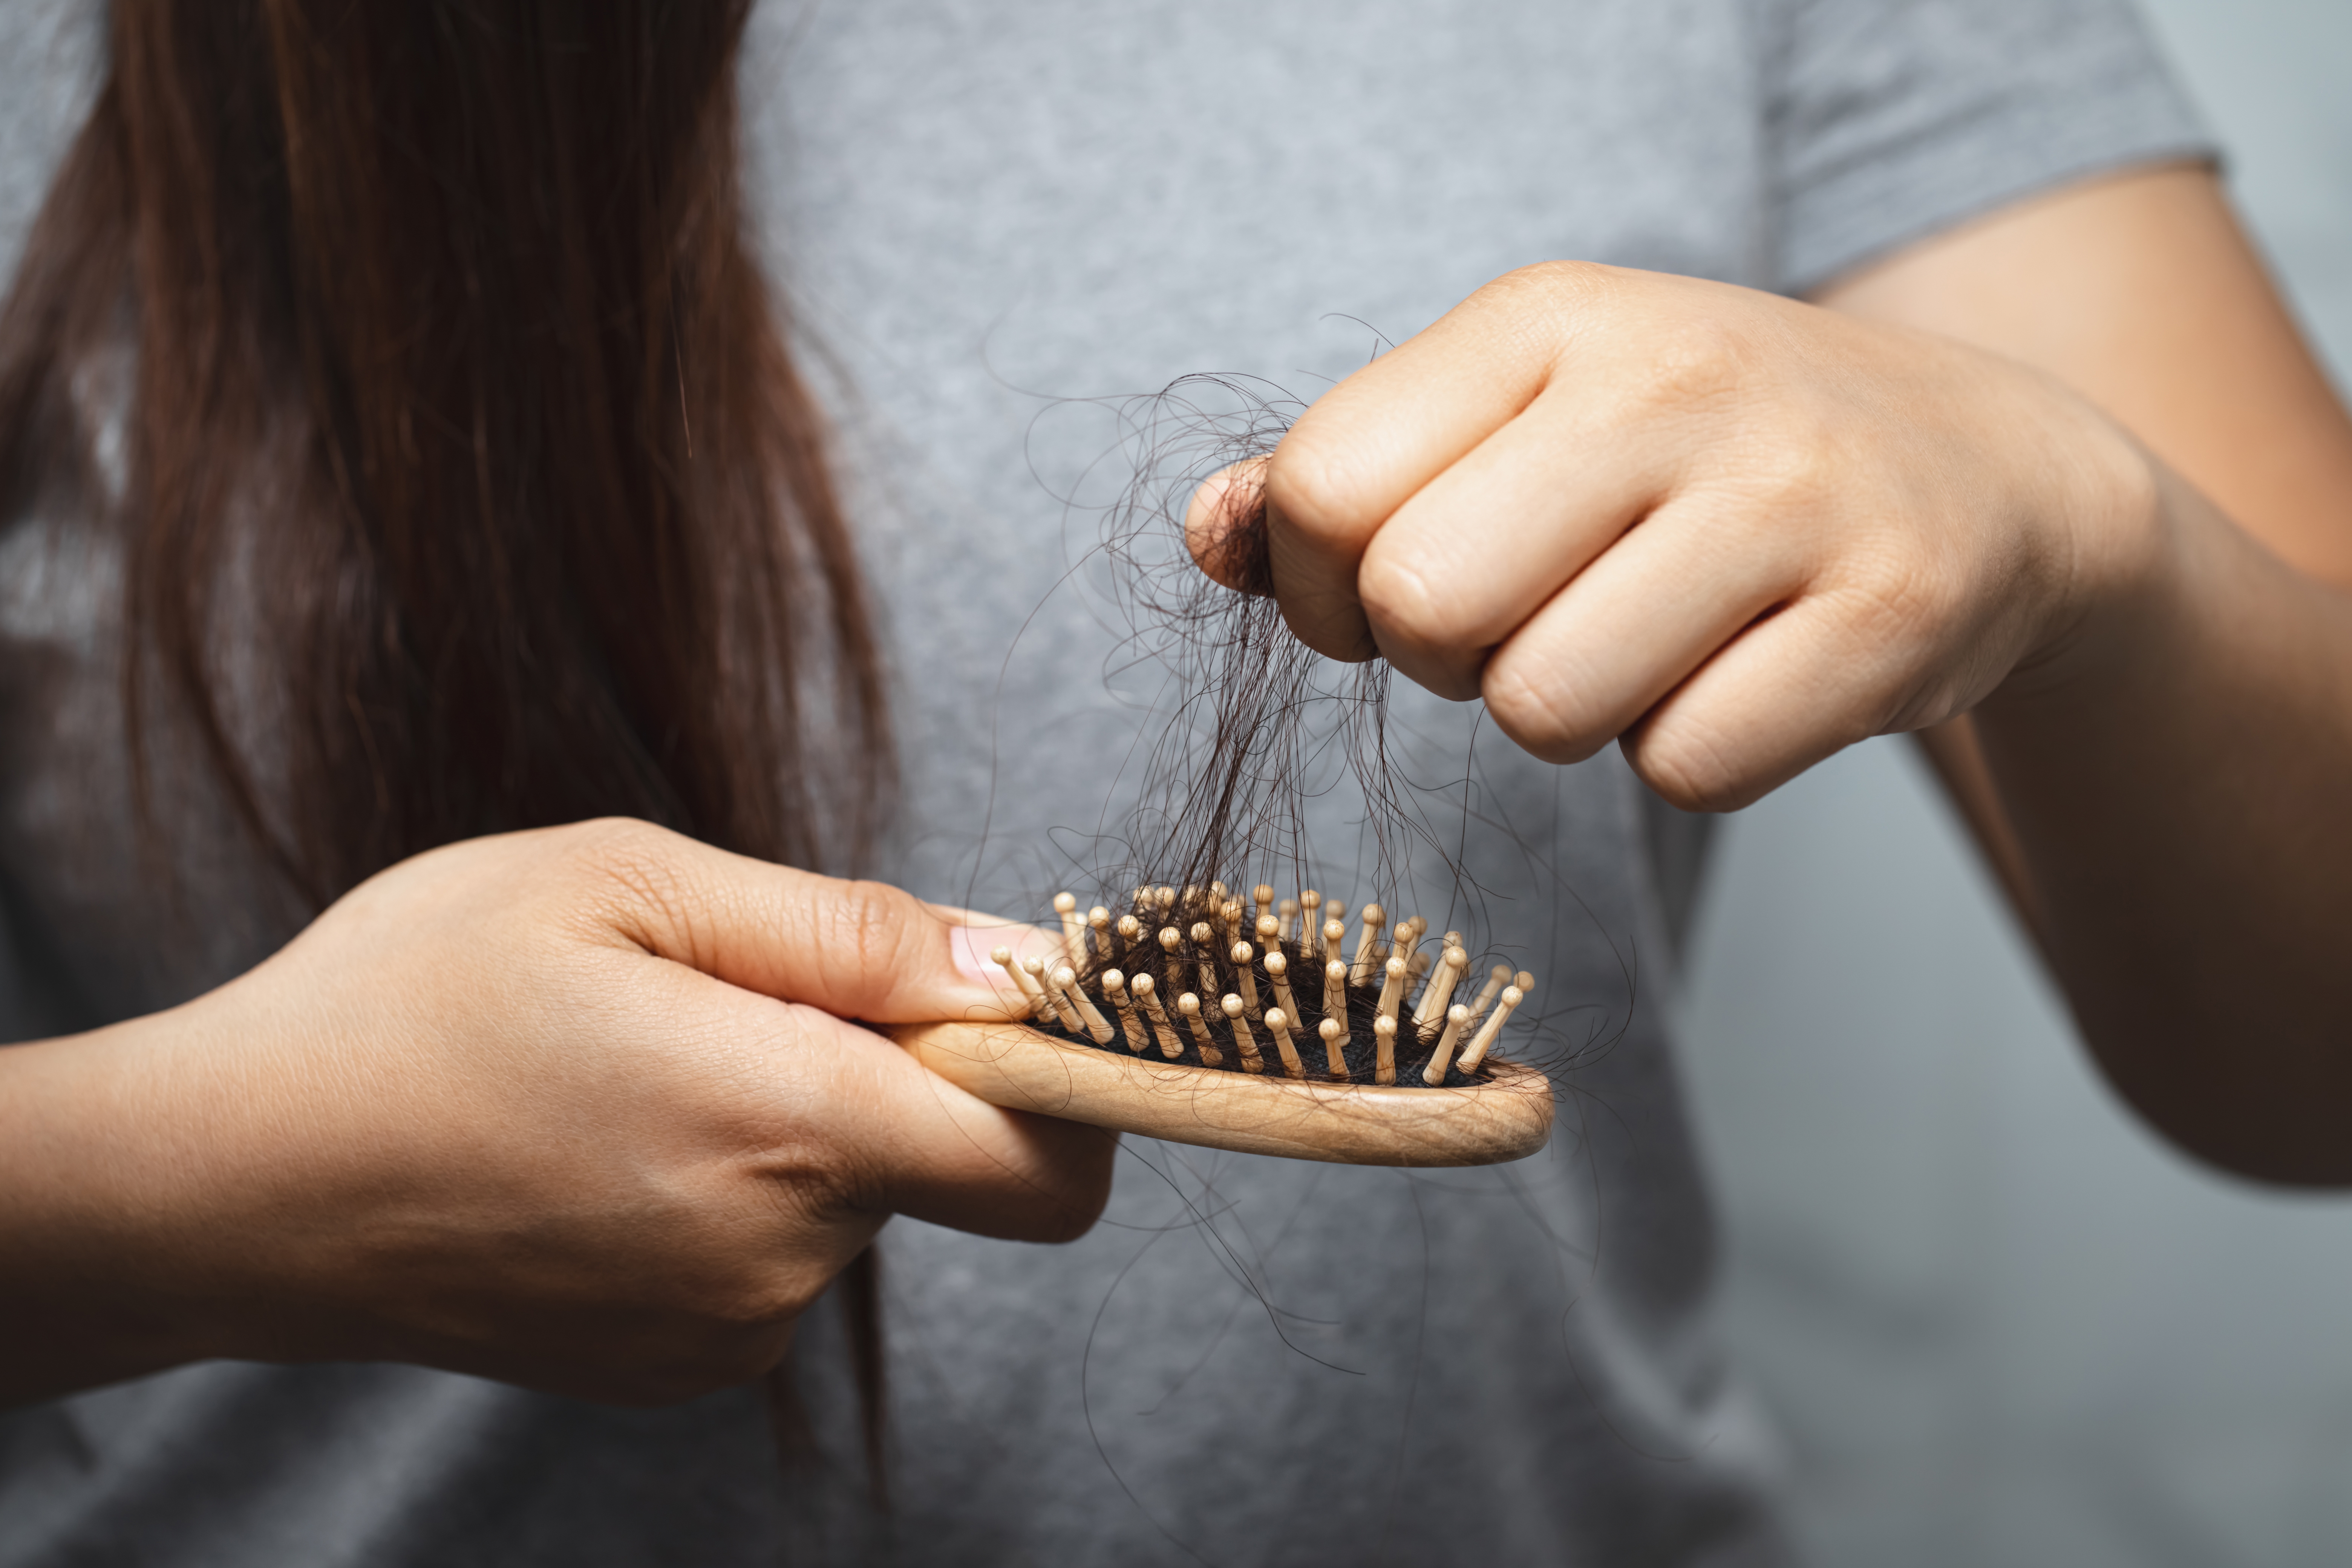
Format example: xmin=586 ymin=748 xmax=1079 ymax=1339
xmin=889 ymin=1018 xmax=1552 ymax=1167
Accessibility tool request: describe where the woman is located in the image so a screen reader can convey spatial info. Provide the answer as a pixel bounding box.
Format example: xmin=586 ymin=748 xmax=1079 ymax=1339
xmin=4 ymin=0 xmax=2349 ymax=1563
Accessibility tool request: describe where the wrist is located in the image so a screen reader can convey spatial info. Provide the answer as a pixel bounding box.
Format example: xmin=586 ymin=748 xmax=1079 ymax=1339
xmin=0 ymin=1019 xmax=216 ymax=1398
xmin=0 ymin=992 xmax=328 ymax=1402
xmin=1986 ymin=392 xmax=2180 ymax=713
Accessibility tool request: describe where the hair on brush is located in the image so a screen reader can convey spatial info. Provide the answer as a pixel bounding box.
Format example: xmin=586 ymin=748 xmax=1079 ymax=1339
xmin=894 ymin=376 xmax=1557 ymax=1166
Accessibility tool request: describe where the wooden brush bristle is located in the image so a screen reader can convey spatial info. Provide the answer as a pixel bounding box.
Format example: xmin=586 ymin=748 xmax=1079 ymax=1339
xmin=1023 ymin=884 xmax=1534 ymax=1088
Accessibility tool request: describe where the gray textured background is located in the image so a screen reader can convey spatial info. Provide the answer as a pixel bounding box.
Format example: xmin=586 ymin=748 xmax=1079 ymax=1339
xmin=1678 ymin=3 xmax=2352 ymax=1563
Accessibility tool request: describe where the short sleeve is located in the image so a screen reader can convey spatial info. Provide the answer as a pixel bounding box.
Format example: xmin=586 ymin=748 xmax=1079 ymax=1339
xmin=1766 ymin=0 xmax=2218 ymax=294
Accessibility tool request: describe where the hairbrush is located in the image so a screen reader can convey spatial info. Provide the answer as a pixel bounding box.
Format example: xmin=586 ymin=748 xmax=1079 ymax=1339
xmin=894 ymin=881 xmax=1551 ymax=1166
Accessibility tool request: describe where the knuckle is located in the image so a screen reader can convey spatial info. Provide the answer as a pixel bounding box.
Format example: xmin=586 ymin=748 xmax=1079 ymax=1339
xmin=743 ymin=1097 xmax=876 ymax=1223
xmin=1481 ymin=258 xmax=1614 ymax=316
xmin=1827 ymin=538 xmax=1952 ymax=660
xmin=1630 ymin=717 xmax=1752 ymax=813
xmin=818 ymin=878 xmax=931 ymax=1005
xmin=1482 ymin=656 xmax=1605 ymax=764
xmin=1630 ymin=322 xmax=1753 ymax=418
xmin=1356 ymin=551 xmax=1449 ymax=648
xmin=562 ymin=814 xmax=674 ymax=864
xmin=1459 ymin=262 xmax=1622 ymax=373
xmin=566 ymin=818 xmax=691 ymax=911
xmin=531 ymin=818 xmax=710 ymax=957
xmin=1264 ymin=432 xmax=1371 ymax=544
xmin=1737 ymin=428 xmax=1843 ymax=521
xmin=775 ymin=1166 xmax=855 ymax=1233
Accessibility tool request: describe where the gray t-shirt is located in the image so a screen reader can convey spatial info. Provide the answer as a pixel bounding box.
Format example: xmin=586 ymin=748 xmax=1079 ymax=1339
xmin=0 ymin=1 xmax=2206 ymax=1563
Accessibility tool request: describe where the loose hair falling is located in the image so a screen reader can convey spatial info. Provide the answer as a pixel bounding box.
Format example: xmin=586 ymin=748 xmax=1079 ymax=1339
xmin=0 ymin=0 xmax=891 ymax=905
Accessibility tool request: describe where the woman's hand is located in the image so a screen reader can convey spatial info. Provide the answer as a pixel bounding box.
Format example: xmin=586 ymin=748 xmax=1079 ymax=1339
xmin=1191 ymin=198 xmax=2352 ymax=1187
xmin=1190 ymin=260 xmax=2159 ymax=810
xmin=0 ymin=820 xmax=1109 ymax=1406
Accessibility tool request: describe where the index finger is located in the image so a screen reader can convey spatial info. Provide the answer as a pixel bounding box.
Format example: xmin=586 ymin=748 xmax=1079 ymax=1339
xmin=1257 ymin=265 xmax=1591 ymax=658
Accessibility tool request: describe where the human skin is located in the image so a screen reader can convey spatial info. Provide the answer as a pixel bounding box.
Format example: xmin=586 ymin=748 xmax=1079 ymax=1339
xmin=1192 ymin=165 xmax=2352 ymax=1184
xmin=0 ymin=821 xmax=1109 ymax=1407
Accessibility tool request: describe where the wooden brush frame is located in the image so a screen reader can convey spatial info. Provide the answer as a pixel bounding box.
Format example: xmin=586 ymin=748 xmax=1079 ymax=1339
xmin=896 ymin=882 xmax=1554 ymax=1167
xmin=891 ymin=1016 xmax=1553 ymax=1167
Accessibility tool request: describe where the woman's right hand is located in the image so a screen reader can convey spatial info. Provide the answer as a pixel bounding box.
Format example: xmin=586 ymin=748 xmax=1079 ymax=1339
xmin=0 ymin=820 xmax=1113 ymax=1407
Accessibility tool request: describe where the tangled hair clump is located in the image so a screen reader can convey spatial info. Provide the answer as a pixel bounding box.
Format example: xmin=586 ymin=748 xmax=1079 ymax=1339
xmin=972 ymin=372 xmax=1588 ymax=1090
xmin=1083 ymin=374 xmax=1405 ymax=904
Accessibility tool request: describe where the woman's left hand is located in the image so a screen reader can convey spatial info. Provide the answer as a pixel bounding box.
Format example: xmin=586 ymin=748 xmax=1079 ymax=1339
xmin=1190 ymin=260 xmax=2157 ymax=810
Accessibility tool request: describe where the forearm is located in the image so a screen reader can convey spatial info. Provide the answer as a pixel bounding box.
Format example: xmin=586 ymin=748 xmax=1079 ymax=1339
xmin=1973 ymin=466 xmax=2352 ymax=1182
xmin=0 ymin=826 xmax=1112 ymax=1410
xmin=0 ymin=1017 xmax=245 ymax=1404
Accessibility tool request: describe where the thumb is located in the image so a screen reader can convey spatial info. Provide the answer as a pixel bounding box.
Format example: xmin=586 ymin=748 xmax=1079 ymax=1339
xmin=564 ymin=821 xmax=1037 ymax=1024
xmin=1184 ymin=457 xmax=1275 ymax=594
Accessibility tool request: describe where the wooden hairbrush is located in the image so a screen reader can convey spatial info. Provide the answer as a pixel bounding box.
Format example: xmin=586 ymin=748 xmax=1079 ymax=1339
xmin=893 ymin=882 xmax=1552 ymax=1166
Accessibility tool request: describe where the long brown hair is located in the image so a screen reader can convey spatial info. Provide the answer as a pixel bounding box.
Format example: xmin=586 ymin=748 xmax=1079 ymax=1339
xmin=0 ymin=0 xmax=889 ymax=903
xmin=0 ymin=0 xmax=891 ymax=1499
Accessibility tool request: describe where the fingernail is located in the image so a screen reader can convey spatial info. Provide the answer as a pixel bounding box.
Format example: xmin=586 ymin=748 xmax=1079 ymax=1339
xmin=948 ymin=924 xmax=1011 ymax=994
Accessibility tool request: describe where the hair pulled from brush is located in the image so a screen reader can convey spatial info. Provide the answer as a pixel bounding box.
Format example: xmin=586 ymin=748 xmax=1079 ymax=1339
xmin=1013 ymin=372 xmax=1581 ymax=1090
xmin=1086 ymin=376 xmax=1404 ymax=897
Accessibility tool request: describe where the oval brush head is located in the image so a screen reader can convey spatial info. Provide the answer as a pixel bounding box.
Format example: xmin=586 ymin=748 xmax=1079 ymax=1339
xmin=895 ymin=884 xmax=1553 ymax=1167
